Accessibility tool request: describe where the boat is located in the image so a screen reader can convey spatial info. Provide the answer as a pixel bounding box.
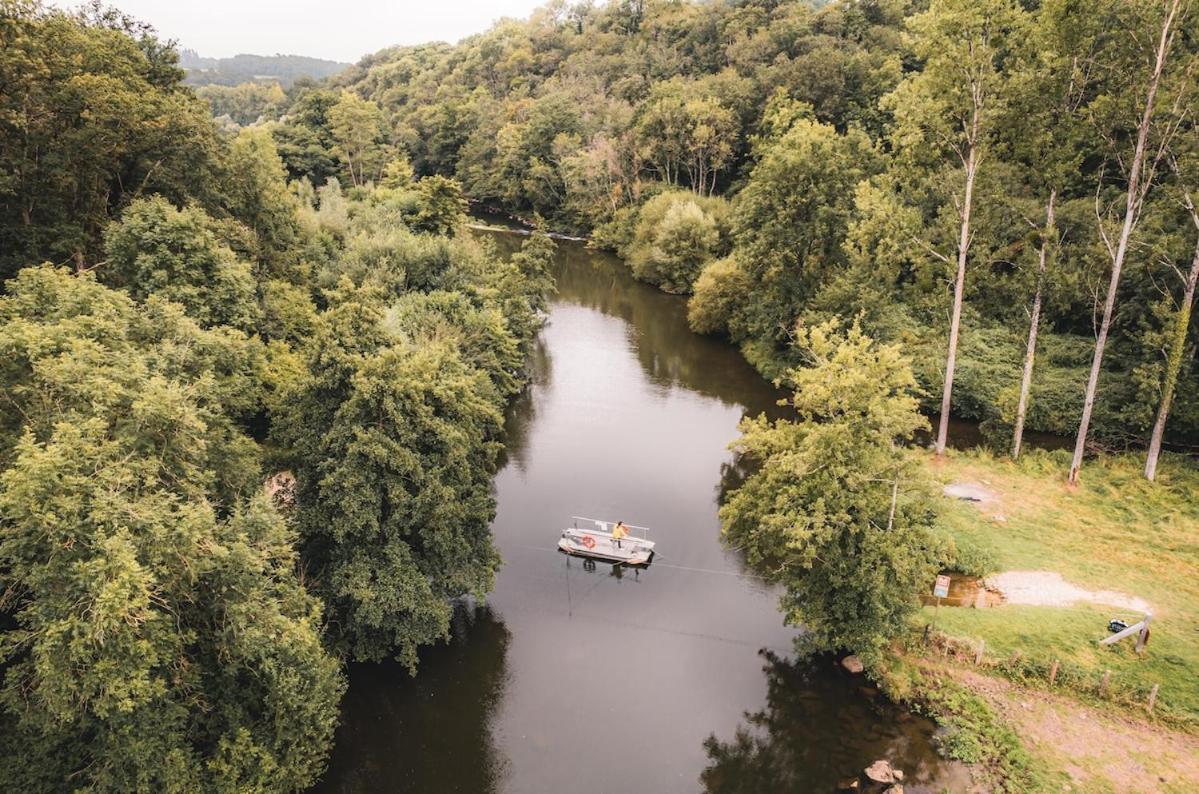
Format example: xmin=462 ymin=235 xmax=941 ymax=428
xmin=558 ymin=517 xmax=655 ymax=566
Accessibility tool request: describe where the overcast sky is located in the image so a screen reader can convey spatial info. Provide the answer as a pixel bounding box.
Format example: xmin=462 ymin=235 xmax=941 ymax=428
xmin=51 ymin=0 xmax=549 ymax=63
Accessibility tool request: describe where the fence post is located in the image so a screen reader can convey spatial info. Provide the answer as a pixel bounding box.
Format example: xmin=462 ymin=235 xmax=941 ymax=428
xmin=1148 ymin=684 xmax=1159 ymax=713
xmin=974 ymin=640 xmax=985 ymax=666
xmin=1100 ymin=670 xmax=1111 ymax=695
xmin=1048 ymin=659 xmax=1059 ymax=685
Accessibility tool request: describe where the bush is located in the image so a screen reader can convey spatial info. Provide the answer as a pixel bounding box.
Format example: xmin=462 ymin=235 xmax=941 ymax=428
xmin=626 ymin=190 xmax=731 ymax=293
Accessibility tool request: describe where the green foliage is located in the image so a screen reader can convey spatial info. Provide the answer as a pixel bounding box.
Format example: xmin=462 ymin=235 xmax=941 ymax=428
xmin=0 ymin=1 xmax=220 ymax=279
xmin=218 ymin=127 xmax=306 ymax=277
xmin=272 ymin=281 xmax=503 ymax=667
xmin=708 ymin=119 xmax=877 ymax=350
xmin=328 ymin=90 xmax=391 ymax=187
xmin=272 ymin=88 xmax=343 ymax=185
xmin=412 ymin=175 xmax=469 ymax=236
xmin=103 ymin=197 xmax=258 ymax=330
xmin=0 ymin=266 xmax=343 ymax=792
xmin=196 ymin=80 xmax=287 ymax=126
xmin=720 ymin=321 xmax=946 ymax=661
xmin=688 ymin=256 xmax=751 ymax=335
xmin=627 ymin=190 xmax=730 ymax=293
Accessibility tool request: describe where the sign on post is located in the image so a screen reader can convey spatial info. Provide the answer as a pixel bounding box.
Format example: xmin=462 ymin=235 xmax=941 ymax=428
xmin=933 ymin=575 xmax=951 ymax=599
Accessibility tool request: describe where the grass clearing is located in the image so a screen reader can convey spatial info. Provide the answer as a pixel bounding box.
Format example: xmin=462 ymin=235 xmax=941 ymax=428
xmin=925 ymin=447 xmax=1199 ymax=723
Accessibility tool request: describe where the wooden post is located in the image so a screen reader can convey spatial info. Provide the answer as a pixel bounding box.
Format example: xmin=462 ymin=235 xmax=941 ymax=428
xmin=1048 ymin=659 xmax=1059 ymax=685
xmin=1100 ymin=670 xmax=1111 ymax=695
xmin=975 ymin=640 xmax=985 ymax=666
xmin=1135 ymin=614 xmax=1152 ymax=654
xmin=1148 ymin=683 xmax=1159 ymax=713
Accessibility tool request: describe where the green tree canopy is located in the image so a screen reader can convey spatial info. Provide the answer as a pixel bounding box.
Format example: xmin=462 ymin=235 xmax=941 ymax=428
xmin=0 ymin=266 xmax=343 ymax=792
xmin=720 ymin=321 xmax=945 ymax=661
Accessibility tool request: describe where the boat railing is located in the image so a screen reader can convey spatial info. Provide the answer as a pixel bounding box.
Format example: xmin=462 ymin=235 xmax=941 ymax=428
xmin=570 ymin=516 xmax=651 ymax=541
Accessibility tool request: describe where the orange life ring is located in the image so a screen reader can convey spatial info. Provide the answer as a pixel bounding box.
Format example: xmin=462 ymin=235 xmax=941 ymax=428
xmin=581 ymin=535 xmax=596 ymax=549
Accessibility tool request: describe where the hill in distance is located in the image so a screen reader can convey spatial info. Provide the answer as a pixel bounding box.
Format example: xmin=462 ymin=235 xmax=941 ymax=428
xmin=180 ymin=49 xmax=349 ymax=87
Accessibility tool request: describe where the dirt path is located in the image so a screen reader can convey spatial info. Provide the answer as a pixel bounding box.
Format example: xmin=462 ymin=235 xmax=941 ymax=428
xmin=953 ymin=669 xmax=1199 ymax=793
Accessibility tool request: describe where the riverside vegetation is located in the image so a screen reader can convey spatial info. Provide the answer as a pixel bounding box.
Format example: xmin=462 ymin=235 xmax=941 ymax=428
xmin=0 ymin=3 xmax=553 ymax=789
xmin=2 ymin=0 xmax=1198 ymax=791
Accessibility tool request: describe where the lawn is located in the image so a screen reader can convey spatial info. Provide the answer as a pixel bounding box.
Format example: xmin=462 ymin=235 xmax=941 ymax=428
xmin=923 ymin=447 xmax=1199 ymax=723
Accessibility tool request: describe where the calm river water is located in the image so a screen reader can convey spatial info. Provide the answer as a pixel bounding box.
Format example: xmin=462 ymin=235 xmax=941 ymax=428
xmin=313 ymin=230 xmax=972 ymax=793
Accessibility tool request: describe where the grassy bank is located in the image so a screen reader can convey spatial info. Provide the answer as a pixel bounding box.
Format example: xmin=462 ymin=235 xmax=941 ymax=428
xmin=924 ymin=448 xmax=1199 ymax=724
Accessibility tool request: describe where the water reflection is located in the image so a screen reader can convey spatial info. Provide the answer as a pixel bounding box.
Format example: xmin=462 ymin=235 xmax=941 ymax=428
xmin=701 ymin=651 xmax=971 ymax=793
xmin=313 ymin=605 xmax=511 ymax=794
xmin=486 ymin=231 xmax=790 ymax=417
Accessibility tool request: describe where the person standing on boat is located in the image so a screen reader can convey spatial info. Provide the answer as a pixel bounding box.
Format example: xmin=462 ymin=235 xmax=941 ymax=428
xmin=612 ymin=521 xmax=628 ymax=548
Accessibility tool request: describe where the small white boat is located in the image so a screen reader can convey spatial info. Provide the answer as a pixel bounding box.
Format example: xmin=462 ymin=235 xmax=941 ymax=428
xmin=558 ymin=517 xmax=655 ymax=566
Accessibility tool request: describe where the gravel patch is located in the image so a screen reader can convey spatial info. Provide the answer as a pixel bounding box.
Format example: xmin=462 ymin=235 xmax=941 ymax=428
xmin=987 ymin=570 xmax=1151 ymax=613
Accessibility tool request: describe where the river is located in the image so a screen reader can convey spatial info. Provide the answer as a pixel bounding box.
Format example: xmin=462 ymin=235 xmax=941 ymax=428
xmin=313 ymin=230 xmax=972 ymax=793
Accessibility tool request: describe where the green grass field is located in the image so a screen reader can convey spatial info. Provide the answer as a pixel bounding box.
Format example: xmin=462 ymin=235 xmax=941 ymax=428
xmin=926 ymin=448 xmax=1199 ymax=723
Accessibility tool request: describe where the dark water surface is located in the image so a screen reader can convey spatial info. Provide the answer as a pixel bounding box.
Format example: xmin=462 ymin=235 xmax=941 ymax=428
xmin=314 ymin=234 xmax=971 ymax=793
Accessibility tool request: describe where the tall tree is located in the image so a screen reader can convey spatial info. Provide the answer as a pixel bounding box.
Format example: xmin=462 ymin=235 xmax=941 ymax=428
xmin=328 ymin=90 xmax=390 ymax=188
xmin=1145 ymin=186 xmax=1199 ymax=480
xmin=887 ymin=0 xmax=1025 ymax=455
xmin=719 ymin=321 xmax=944 ymax=662
xmin=1069 ymin=0 xmax=1193 ymax=483
xmin=1006 ymin=0 xmax=1096 ymax=458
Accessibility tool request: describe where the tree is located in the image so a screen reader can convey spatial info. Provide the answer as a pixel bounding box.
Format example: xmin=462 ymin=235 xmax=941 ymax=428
xmin=273 ymin=282 xmax=503 ymax=667
xmin=627 ymin=190 xmax=730 ymax=293
xmin=103 ymin=196 xmax=258 ymax=330
xmin=0 ymin=2 xmax=220 ymax=279
xmin=328 ymin=90 xmax=390 ymax=188
xmin=219 ymin=127 xmax=305 ymax=277
xmin=413 ymin=175 xmax=469 ymax=236
xmin=719 ymin=321 xmax=944 ymax=661
xmin=1145 ymin=184 xmax=1199 ymax=480
xmin=715 ymin=116 xmax=875 ymax=369
xmin=1068 ymin=0 xmax=1194 ymax=483
xmin=1005 ymin=0 xmax=1096 ymax=458
xmin=0 ymin=266 xmax=342 ymax=792
xmin=887 ymin=0 xmax=1026 ymax=456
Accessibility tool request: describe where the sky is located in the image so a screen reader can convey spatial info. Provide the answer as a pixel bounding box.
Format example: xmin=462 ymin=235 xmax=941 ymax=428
xmin=49 ymin=0 xmax=549 ymax=63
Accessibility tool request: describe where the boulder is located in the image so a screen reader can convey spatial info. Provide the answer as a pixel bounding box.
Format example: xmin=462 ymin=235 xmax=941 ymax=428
xmin=864 ymin=759 xmax=895 ymax=784
xmin=893 ymin=769 xmax=904 ymax=782
xmin=883 ymin=786 xmax=904 ymax=794
xmin=841 ymin=655 xmax=865 ymax=674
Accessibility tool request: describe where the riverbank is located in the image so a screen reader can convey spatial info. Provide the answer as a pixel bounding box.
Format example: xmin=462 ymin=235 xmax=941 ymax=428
xmin=904 ymin=447 xmax=1199 ymax=791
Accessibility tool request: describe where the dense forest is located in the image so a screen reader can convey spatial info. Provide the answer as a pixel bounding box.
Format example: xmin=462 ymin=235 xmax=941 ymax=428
xmin=180 ymin=49 xmax=350 ymax=87
xmin=2 ymin=0 xmax=1199 ymax=790
xmin=265 ymin=0 xmax=1199 ymax=472
xmin=0 ymin=2 xmax=552 ymax=789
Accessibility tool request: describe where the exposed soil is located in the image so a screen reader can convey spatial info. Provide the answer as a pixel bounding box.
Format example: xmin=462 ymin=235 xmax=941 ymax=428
xmin=952 ymin=668 xmax=1199 ymax=793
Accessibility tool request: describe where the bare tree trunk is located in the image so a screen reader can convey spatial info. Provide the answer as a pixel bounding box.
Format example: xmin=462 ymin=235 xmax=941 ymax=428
xmin=935 ymin=142 xmax=979 ymax=456
xmin=1145 ymin=213 xmax=1199 ymax=480
xmin=1013 ymin=191 xmax=1056 ymax=459
xmin=1069 ymin=0 xmax=1181 ymax=484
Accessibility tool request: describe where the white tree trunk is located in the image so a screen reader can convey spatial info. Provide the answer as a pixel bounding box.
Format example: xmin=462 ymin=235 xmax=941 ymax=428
xmin=1069 ymin=0 xmax=1180 ymax=484
xmin=1012 ymin=191 xmax=1056 ymax=459
xmin=935 ymin=143 xmax=978 ymax=456
xmin=1145 ymin=226 xmax=1199 ymax=480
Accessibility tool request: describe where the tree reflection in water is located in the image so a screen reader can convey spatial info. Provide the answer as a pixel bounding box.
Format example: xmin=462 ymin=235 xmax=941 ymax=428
xmin=701 ymin=650 xmax=963 ymax=793
xmin=313 ymin=604 xmax=511 ymax=794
